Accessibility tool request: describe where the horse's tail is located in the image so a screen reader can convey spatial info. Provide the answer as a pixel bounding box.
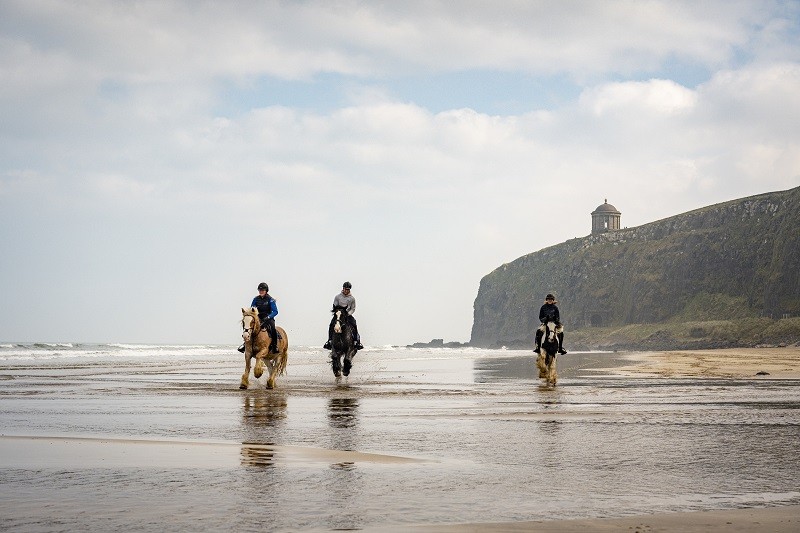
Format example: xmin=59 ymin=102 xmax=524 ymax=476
xmin=275 ymin=351 xmax=288 ymax=376
xmin=276 ymin=327 xmax=288 ymax=376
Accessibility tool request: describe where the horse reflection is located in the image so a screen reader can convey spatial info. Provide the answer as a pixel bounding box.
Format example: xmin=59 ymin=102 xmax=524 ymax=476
xmin=538 ymin=419 xmax=566 ymax=469
xmin=328 ymin=397 xmax=359 ymax=430
xmin=324 ymin=397 xmax=363 ymax=530
xmin=242 ymin=390 xmax=288 ymax=428
xmin=240 ymin=442 xmax=278 ymax=468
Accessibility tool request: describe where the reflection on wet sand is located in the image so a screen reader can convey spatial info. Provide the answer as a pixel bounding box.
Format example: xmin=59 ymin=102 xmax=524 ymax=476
xmin=327 ymin=396 xmax=360 ymax=469
xmin=474 ymin=351 xmax=632 ymax=382
xmin=328 ymin=397 xmax=359 ymax=430
xmin=240 ymin=390 xmax=288 ymax=468
xmin=325 ymin=396 xmax=363 ymax=530
xmin=242 ymin=390 xmax=288 ymax=427
xmin=240 ymin=442 xmax=277 ymax=468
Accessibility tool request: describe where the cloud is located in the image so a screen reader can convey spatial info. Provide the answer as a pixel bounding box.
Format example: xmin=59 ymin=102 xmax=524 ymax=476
xmin=1 ymin=1 xmax=799 ymax=345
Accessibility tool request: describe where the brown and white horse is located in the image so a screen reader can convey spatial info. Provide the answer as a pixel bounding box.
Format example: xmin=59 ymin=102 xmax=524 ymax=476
xmin=536 ymin=321 xmax=560 ymax=386
xmin=240 ymin=307 xmax=288 ymax=389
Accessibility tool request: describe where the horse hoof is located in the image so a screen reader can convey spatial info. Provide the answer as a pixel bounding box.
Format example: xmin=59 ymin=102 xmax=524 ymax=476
xmin=239 ymin=384 xmax=247 ymax=390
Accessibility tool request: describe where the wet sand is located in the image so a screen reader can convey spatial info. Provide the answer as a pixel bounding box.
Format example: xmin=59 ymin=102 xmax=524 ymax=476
xmin=398 ymin=504 xmax=800 ymax=532
xmin=612 ymin=347 xmax=800 ymax=378
xmin=2 ymin=345 xmax=799 ymax=531
xmin=0 ymin=435 xmax=429 ymax=469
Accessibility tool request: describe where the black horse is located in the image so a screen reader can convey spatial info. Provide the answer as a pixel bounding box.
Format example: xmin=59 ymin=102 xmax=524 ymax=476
xmin=330 ymin=305 xmax=357 ymax=378
xmin=535 ymin=321 xmax=560 ymax=385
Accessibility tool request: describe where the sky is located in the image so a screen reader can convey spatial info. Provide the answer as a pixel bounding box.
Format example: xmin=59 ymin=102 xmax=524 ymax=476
xmin=1 ymin=1 xmax=799 ymax=346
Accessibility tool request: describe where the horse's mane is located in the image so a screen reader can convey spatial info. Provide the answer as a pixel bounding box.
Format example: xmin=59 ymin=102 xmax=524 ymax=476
xmin=331 ymin=304 xmax=348 ymax=314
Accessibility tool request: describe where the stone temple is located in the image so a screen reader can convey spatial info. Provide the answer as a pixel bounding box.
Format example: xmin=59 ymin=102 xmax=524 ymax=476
xmin=591 ymin=199 xmax=621 ymax=234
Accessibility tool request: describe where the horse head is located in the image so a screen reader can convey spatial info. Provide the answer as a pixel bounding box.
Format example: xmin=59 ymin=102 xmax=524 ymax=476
xmin=544 ymin=321 xmax=557 ymax=343
xmin=241 ymin=307 xmax=260 ymax=343
xmin=540 ymin=321 xmax=559 ymax=356
xmin=331 ymin=305 xmax=348 ymax=334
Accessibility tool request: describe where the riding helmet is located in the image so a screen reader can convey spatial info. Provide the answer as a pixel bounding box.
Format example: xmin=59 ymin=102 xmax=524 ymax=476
xmin=342 ymin=281 xmax=352 ymax=289
xmin=257 ymin=282 xmax=269 ymax=291
xmin=546 ymin=293 xmax=555 ymax=300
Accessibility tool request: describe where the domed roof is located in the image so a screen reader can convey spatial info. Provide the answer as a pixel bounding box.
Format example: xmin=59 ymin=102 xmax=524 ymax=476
xmin=592 ymin=199 xmax=620 ymax=215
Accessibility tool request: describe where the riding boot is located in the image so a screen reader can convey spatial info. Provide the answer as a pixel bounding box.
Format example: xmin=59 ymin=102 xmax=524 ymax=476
xmin=269 ymin=342 xmax=279 ymax=354
xmin=534 ymin=328 xmax=543 ymax=353
xmin=324 ymin=321 xmax=334 ymax=349
xmin=351 ymin=322 xmax=364 ymax=350
xmin=237 ymin=344 xmax=245 ymax=353
xmin=557 ymin=332 xmax=567 ymax=355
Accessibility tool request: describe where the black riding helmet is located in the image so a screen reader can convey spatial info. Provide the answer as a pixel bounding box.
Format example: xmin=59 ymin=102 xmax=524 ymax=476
xmin=258 ymin=282 xmax=269 ymax=292
xmin=342 ymin=281 xmax=352 ymax=289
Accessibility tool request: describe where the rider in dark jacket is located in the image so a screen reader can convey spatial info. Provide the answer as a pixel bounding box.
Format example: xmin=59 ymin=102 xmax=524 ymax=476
xmin=534 ymin=293 xmax=567 ymax=355
xmin=238 ymin=282 xmax=279 ymax=354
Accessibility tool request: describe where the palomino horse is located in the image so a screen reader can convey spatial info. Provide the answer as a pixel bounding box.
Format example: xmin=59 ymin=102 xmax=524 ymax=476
xmin=536 ymin=321 xmax=560 ymax=386
xmin=330 ymin=305 xmax=357 ymax=378
xmin=240 ymin=307 xmax=288 ymax=389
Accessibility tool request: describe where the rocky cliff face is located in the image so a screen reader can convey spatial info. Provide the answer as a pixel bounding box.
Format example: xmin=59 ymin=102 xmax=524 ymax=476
xmin=470 ymin=186 xmax=800 ymax=348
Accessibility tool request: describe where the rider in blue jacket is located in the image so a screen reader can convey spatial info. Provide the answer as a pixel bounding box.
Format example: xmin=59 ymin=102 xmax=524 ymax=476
xmin=534 ymin=293 xmax=567 ymax=355
xmin=238 ymin=282 xmax=279 ymax=354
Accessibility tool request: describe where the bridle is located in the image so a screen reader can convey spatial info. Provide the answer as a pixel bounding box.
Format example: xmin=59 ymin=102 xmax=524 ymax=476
xmin=241 ymin=314 xmax=260 ymax=352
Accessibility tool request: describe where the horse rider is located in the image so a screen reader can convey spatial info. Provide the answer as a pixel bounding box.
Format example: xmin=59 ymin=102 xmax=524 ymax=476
xmin=534 ymin=293 xmax=567 ymax=355
xmin=323 ymin=281 xmax=364 ymax=351
xmin=238 ymin=282 xmax=279 ymax=354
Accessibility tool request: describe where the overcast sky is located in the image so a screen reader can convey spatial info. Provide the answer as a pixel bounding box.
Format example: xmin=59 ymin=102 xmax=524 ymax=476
xmin=1 ymin=1 xmax=799 ymax=346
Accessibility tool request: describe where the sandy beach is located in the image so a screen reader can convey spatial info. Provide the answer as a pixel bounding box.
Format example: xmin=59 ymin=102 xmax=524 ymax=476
xmin=613 ymin=347 xmax=800 ymax=379
xmin=398 ymin=504 xmax=800 ymax=532
xmin=1 ymin=344 xmax=799 ymax=531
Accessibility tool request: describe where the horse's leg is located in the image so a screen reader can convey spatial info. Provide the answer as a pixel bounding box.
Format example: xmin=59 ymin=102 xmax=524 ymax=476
xmin=547 ymin=355 xmax=558 ymax=386
xmin=254 ymin=348 xmax=268 ymax=379
xmin=266 ymin=358 xmax=276 ymax=389
xmin=536 ymin=351 xmax=547 ymax=378
xmin=550 ymin=357 xmax=558 ymax=385
xmin=240 ymin=353 xmax=251 ymax=389
xmin=343 ymin=353 xmax=352 ymax=376
xmin=331 ymin=352 xmax=342 ymax=377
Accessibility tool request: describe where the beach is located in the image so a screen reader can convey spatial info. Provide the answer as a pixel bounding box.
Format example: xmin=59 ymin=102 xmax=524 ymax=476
xmin=614 ymin=347 xmax=800 ymax=379
xmin=1 ymin=344 xmax=799 ymax=531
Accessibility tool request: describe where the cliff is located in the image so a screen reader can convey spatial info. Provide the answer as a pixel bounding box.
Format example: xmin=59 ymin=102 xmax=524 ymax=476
xmin=470 ymin=186 xmax=800 ymax=349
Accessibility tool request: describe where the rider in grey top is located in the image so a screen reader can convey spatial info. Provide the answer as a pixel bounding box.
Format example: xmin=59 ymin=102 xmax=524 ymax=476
xmin=332 ymin=291 xmax=356 ymax=316
xmin=324 ymin=281 xmax=364 ymax=350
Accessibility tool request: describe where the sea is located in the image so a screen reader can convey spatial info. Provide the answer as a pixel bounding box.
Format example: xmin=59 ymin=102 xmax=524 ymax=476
xmin=1 ymin=342 xmax=799 ymax=531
